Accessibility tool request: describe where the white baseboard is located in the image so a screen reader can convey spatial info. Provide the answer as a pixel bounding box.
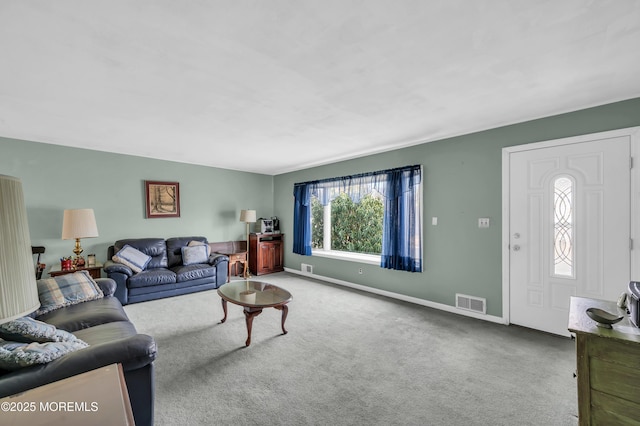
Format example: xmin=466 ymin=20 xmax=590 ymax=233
xmin=284 ymin=267 xmax=507 ymax=325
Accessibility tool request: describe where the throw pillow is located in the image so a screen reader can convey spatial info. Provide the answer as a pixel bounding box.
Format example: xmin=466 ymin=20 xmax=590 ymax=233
xmin=36 ymin=271 xmax=104 ymax=316
xmin=0 ymin=339 xmax=88 ymax=371
xmin=182 ymin=245 xmax=209 ymax=266
xmin=112 ymin=244 xmax=152 ymax=273
xmin=0 ymin=317 xmax=85 ymax=344
xmin=188 ymin=240 xmax=211 ymax=256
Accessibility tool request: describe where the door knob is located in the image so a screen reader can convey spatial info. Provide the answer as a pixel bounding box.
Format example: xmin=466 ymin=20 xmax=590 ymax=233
xmin=512 ymin=245 xmax=521 ymax=251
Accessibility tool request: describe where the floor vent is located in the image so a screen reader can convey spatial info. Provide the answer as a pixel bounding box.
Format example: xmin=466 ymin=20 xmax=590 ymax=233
xmin=301 ymin=263 xmax=313 ymax=275
xmin=456 ymin=293 xmax=486 ymax=314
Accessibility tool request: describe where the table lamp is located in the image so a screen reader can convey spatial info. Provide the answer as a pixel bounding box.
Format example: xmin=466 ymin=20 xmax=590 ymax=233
xmin=62 ymin=208 xmax=99 ymax=262
xmin=239 ymin=209 xmax=256 ymax=278
xmin=0 ymin=175 xmax=41 ymax=324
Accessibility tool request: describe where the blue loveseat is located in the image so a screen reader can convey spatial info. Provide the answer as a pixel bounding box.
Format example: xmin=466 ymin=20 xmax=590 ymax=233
xmin=104 ymin=236 xmax=229 ymax=305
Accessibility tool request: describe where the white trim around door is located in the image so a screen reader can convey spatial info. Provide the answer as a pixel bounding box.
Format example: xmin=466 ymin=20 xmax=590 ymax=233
xmin=502 ymin=126 xmax=640 ymax=330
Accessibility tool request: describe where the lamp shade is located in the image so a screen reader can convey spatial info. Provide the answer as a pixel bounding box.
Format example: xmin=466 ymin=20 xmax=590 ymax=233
xmin=239 ymin=209 xmax=257 ymax=223
xmin=0 ymin=175 xmax=40 ymax=324
xmin=62 ymin=209 xmax=99 ymax=240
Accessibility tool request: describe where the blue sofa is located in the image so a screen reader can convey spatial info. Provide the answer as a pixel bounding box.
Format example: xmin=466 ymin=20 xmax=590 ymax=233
xmin=0 ymin=278 xmax=157 ymax=426
xmin=104 ymin=236 xmax=229 ymax=305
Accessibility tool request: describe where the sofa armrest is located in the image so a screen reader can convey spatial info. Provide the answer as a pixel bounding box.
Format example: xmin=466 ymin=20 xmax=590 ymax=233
xmin=208 ymin=253 xmax=229 ymax=267
xmin=0 ymin=334 xmax=157 ymax=399
xmin=95 ymin=278 xmax=117 ymax=297
xmin=104 ymin=260 xmax=133 ymax=277
xmin=103 ymin=261 xmax=132 ymax=305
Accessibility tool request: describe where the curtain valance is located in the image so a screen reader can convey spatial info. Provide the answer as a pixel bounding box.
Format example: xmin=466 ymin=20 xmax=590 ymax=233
xmin=293 ymin=165 xmax=421 ymax=206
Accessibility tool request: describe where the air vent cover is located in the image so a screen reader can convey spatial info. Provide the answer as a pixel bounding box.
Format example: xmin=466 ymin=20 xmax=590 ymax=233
xmin=456 ymin=293 xmax=486 ymax=314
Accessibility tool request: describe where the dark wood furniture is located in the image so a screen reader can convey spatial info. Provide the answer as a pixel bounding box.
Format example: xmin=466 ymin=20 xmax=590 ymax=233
xmin=209 ymin=240 xmax=248 ymax=282
xmin=218 ymin=280 xmax=292 ymax=346
xmin=32 ymin=246 xmax=46 ymax=279
xmin=49 ymin=262 xmax=103 ymax=279
xmin=249 ymin=233 xmax=284 ymax=276
xmin=568 ymin=296 xmax=640 ymax=425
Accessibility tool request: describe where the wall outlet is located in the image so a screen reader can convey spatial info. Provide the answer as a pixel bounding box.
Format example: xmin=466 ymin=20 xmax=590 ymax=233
xmin=478 ymin=218 xmax=490 ymax=228
xmin=358 ymin=267 xmax=363 ymax=274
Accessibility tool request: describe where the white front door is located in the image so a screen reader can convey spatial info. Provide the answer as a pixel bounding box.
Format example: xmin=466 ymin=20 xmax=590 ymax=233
xmin=507 ymin=134 xmax=631 ymax=336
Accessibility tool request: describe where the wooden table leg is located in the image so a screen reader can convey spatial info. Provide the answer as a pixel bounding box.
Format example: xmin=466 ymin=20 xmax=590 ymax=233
xmin=243 ymin=308 xmax=263 ymax=346
xmin=274 ymin=304 xmax=289 ymax=335
xmin=220 ymin=299 xmax=228 ymax=323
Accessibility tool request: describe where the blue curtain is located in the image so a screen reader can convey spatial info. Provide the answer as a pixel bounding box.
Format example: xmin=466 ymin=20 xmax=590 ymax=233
xmin=293 ymin=165 xmax=422 ymax=272
xmin=380 ymin=166 xmax=422 ymax=272
xmin=293 ymin=183 xmax=312 ymax=255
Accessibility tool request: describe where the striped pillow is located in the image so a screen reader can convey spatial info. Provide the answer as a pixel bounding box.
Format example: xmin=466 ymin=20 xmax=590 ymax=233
xmin=35 ymin=271 xmax=104 ymax=316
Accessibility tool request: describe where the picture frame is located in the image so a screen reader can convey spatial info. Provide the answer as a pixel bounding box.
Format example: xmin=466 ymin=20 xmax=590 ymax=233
xmin=145 ymin=180 xmax=180 ymax=218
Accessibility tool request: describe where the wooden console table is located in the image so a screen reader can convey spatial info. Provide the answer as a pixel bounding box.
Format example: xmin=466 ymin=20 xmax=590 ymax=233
xmin=568 ymin=296 xmax=640 ymax=425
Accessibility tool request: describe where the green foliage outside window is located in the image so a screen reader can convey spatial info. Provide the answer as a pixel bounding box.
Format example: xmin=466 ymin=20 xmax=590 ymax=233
xmin=311 ymin=197 xmax=324 ymax=249
xmin=311 ymin=192 xmax=383 ymax=255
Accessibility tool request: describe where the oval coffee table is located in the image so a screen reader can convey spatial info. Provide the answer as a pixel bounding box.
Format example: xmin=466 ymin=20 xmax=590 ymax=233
xmin=217 ymin=280 xmax=292 ymax=346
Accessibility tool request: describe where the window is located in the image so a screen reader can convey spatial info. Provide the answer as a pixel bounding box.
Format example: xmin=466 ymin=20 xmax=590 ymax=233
xmin=311 ymin=192 xmax=384 ymax=255
xmin=293 ymin=165 xmax=422 ymax=272
xmin=553 ymin=176 xmax=574 ymax=277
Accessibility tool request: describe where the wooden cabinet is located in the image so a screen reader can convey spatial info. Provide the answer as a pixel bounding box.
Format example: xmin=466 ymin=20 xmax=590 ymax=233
xmin=249 ymin=233 xmax=284 ymax=275
xmin=568 ymin=296 xmax=640 ymax=425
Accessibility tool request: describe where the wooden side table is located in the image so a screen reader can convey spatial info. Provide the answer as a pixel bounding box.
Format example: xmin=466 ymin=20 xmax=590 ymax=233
xmin=220 ymin=251 xmax=247 ymax=282
xmin=0 ymin=363 xmax=134 ymax=425
xmin=49 ymin=262 xmax=103 ymax=279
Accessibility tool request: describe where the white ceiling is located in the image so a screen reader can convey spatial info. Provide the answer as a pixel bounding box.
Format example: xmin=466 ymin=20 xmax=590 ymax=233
xmin=1 ymin=1 xmax=640 ymax=175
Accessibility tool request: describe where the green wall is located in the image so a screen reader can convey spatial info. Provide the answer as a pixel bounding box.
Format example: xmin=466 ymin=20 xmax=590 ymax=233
xmin=273 ymin=98 xmax=640 ymax=317
xmin=0 ymin=138 xmax=274 ymax=269
xmin=2 ymin=98 xmax=640 ymax=317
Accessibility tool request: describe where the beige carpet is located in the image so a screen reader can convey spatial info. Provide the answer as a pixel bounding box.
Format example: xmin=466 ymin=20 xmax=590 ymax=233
xmin=124 ymin=272 xmax=578 ymax=426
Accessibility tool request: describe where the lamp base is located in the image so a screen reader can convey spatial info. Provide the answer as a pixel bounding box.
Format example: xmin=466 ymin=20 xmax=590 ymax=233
xmin=72 ymin=238 xmax=84 ymax=257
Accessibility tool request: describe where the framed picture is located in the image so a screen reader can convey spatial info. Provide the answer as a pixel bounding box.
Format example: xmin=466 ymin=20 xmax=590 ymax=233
xmin=145 ymin=181 xmax=180 ymax=218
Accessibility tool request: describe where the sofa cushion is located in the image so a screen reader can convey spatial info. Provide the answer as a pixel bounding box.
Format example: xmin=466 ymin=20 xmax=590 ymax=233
xmin=182 ymin=245 xmax=208 ymax=265
xmin=35 ymin=297 xmax=130 ymax=333
xmin=113 ymin=244 xmax=152 ymax=273
xmin=72 ymin=321 xmax=138 ymax=345
xmin=128 ymin=269 xmax=177 ymax=289
xmin=35 ymin=271 xmax=104 ymax=316
xmin=171 ymin=264 xmax=215 ymax=283
xmin=166 ymin=236 xmax=208 ymax=267
xmin=0 ymin=339 xmax=89 ymax=371
xmin=0 ymin=317 xmax=85 ymax=344
xmin=113 ymin=238 xmax=168 ymax=269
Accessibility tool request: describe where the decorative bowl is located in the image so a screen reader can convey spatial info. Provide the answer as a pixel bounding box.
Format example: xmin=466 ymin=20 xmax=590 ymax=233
xmin=586 ymin=307 xmax=624 ymax=329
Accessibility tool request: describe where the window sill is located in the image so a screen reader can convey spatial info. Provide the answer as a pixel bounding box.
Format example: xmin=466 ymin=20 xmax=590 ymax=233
xmin=311 ymin=249 xmax=380 ymax=265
